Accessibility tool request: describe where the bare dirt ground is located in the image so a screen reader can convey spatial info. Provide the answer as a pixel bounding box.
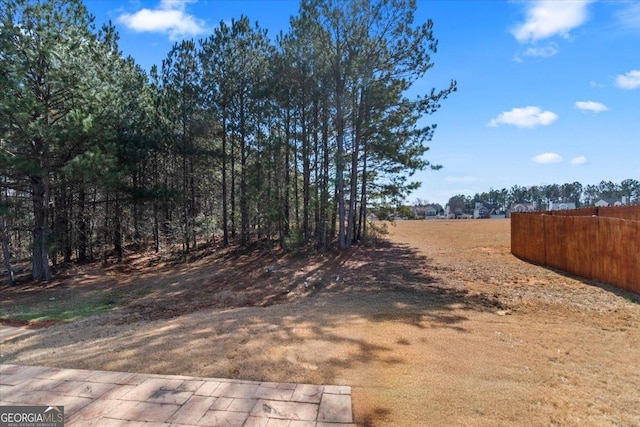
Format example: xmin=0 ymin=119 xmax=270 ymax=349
xmin=2 ymin=220 xmax=639 ymax=426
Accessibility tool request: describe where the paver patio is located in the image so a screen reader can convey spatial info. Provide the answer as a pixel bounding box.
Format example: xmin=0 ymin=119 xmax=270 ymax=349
xmin=0 ymin=364 xmax=354 ymax=426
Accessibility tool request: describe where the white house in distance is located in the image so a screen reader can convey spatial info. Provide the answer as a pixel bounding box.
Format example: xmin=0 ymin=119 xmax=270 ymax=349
xmin=506 ymin=202 xmax=536 ymax=218
xmin=412 ymin=204 xmax=438 ymax=218
xmin=510 ymin=202 xmax=537 ymax=213
xmin=473 ymin=202 xmax=502 ymax=219
xmin=594 ymin=196 xmax=628 ymax=207
xmin=548 ymin=201 xmax=577 ymax=211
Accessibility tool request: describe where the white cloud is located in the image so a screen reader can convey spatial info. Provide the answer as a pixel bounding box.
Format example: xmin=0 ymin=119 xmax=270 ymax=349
xmin=512 ymin=0 xmax=592 ymax=43
xmin=575 ymin=100 xmax=608 ymax=113
xmin=590 ymin=80 xmax=605 ymax=88
xmin=523 ymin=44 xmax=559 ymax=58
xmin=570 ymin=156 xmax=587 ymax=165
xmin=532 ymin=153 xmax=563 ymax=164
xmin=514 ymin=43 xmax=558 ymax=62
xmin=615 ymin=70 xmax=640 ymax=90
xmin=117 ymin=0 xmax=207 ymax=40
xmin=488 ymin=106 xmax=558 ymax=128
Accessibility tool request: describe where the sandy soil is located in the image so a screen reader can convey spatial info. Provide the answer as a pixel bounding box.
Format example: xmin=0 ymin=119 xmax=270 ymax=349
xmin=1 ymin=220 xmax=639 ymax=426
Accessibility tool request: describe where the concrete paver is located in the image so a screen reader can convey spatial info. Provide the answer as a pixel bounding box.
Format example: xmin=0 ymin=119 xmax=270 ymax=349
xmin=168 ymin=395 xmax=217 ymax=424
xmin=0 ymin=364 xmax=353 ymax=426
xmin=318 ymin=393 xmax=352 ymax=423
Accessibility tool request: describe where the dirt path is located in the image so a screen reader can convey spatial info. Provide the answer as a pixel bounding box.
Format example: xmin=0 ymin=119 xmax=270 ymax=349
xmin=2 ymin=220 xmax=639 ymax=426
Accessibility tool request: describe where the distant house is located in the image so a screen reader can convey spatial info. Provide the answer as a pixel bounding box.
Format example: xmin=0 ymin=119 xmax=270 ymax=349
xmin=506 ymin=202 xmax=536 ymax=218
xmin=510 ymin=202 xmax=536 ymax=212
xmin=594 ymin=196 xmax=627 ymax=207
xmin=444 ymin=205 xmax=464 ymax=219
xmin=412 ymin=204 xmax=438 ymax=218
xmin=473 ymin=202 xmax=497 ymax=219
xmin=432 ymin=203 xmax=444 ymax=215
xmin=548 ymin=202 xmax=577 ymax=211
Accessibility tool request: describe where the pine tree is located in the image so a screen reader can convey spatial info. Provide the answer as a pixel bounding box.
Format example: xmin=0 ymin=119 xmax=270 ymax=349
xmin=0 ymin=0 xmax=122 ymax=280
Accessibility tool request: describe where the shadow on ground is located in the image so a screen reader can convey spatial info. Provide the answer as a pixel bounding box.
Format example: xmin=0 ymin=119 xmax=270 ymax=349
xmin=0 ymin=239 xmax=506 ymax=426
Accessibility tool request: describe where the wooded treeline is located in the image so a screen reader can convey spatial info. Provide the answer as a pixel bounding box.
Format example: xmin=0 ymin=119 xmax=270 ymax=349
xmin=445 ymin=179 xmax=640 ymax=214
xmin=0 ymin=0 xmax=456 ymax=281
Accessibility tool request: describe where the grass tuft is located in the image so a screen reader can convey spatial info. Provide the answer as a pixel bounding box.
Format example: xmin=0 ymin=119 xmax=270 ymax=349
xmin=3 ymin=298 xmax=117 ymax=323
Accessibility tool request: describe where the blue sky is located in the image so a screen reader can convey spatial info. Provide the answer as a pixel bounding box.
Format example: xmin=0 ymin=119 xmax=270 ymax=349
xmin=86 ymin=0 xmax=639 ymax=206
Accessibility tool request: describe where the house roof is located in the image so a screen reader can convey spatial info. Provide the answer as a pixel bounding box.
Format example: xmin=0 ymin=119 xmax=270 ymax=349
xmin=475 ymin=202 xmax=497 ymax=211
xmin=597 ymin=197 xmax=623 ymax=206
xmin=510 ymin=202 xmax=535 ymax=209
xmin=549 ymin=202 xmax=576 ymax=210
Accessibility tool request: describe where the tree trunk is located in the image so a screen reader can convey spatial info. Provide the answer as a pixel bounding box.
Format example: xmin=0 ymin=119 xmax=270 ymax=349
xmin=77 ymin=188 xmax=87 ymax=262
xmin=302 ymin=102 xmax=311 ymax=242
xmin=240 ymin=94 xmax=249 ymax=246
xmin=1 ymin=216 xmax=15 ymax=286
xmin=278 ymin=123 xmax=287 ymax=248
xmin=31 ymin=175 xmax=51 ymax=281
xmin=182 ymin=133 xmax=190 ymax=254
xmin=103 ymin=191 xmax=110 ymax=263
xmin=331 ymin=178 xmax=339 ymax=244
xmin=90 ymin=187 xmax=97 ymax=260
xmin=348 ymin=87 xmax=367 ymax=245
xmin=54 ymin=185 xmax=72 ymax=263
xmin=190 ymin=155 xmax=196 ymax=251
xmin=64 ymin=189 xmax=72 ymax=263
xmin=312 ymin=99 xmax=320 ymax=245
xmin=320 ymin=99 xmax=330 ymax=249
xmin=293 ymin=114 xmax=300 ymax=235
xmin=346 ymin=89 xmax=362 ymax=248
xmin=114 ymin=193 xmax=123 ymax=262
xmin=357 ymin=146 xmax=368 ymax=242
xmin=283 ymin=109 xmax=292 ymax=244
xmin=221 ymin=108 xmax=229 ymax=246
xmin=1 ymin=179 xmax=15 ymax=285
xmin=335 ymin=73 xmax=346 ymax=248
xmin=153 ymin=155 xmax=160 ymax=253
xmin=230 ymin=134 xmax=236 ymax=239
xmin=132 ymin=168 xmax=142 ymax=245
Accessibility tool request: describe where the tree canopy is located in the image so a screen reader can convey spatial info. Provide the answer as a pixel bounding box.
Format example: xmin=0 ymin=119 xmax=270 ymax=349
xmin=1 ymin=0 xmax=456 ymax=281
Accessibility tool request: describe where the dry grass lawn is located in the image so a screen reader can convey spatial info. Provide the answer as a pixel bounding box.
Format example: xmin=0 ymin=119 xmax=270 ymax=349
xmin=1 ymin=219 xmax=639 ymax=426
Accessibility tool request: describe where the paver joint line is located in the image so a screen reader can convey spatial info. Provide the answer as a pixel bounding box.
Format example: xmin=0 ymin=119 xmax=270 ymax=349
xmin=0 ymin=364 xmax=353 ymax=426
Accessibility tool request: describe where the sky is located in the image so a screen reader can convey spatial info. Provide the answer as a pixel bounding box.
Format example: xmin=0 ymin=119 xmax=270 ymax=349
xmin=85 ymin=0 xmax=640 ymax=206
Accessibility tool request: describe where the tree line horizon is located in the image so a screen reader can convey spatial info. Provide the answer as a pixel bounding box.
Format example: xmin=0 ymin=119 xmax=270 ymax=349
xmin=411 ymin=178 xmax=640 ymax=216
xmin=1 ymin=0 xmax=457 ymax=281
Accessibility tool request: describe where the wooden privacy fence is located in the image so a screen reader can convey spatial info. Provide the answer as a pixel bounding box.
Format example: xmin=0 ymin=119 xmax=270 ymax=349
xmin=511 ymin=206 xmax=640 ymax=294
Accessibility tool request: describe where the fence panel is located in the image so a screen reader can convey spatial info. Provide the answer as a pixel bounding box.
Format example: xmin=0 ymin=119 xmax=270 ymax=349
xmin=565 ymin=216 xmax=595 ymax=280
xmin=511 ymin=208 xmax=640 ymax=294
xmin=598 ymin=206 xmax=640 ymax=221
xmin=629 ymin=220 xmax=640 ymax=291
xmin=544 ymin=215 xmax=568 ymax=272
xmin=511 ymin=213 xmax=545 ymax=264
xmin=594 ymin=218 xmax=640 ymax=293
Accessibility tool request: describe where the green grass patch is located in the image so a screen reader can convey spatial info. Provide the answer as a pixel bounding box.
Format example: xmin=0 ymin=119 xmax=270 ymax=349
xmin=1 ymin=298 xmax=117 ymax=323
xmin=0 ymin=286 xmax=157 ymax=324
